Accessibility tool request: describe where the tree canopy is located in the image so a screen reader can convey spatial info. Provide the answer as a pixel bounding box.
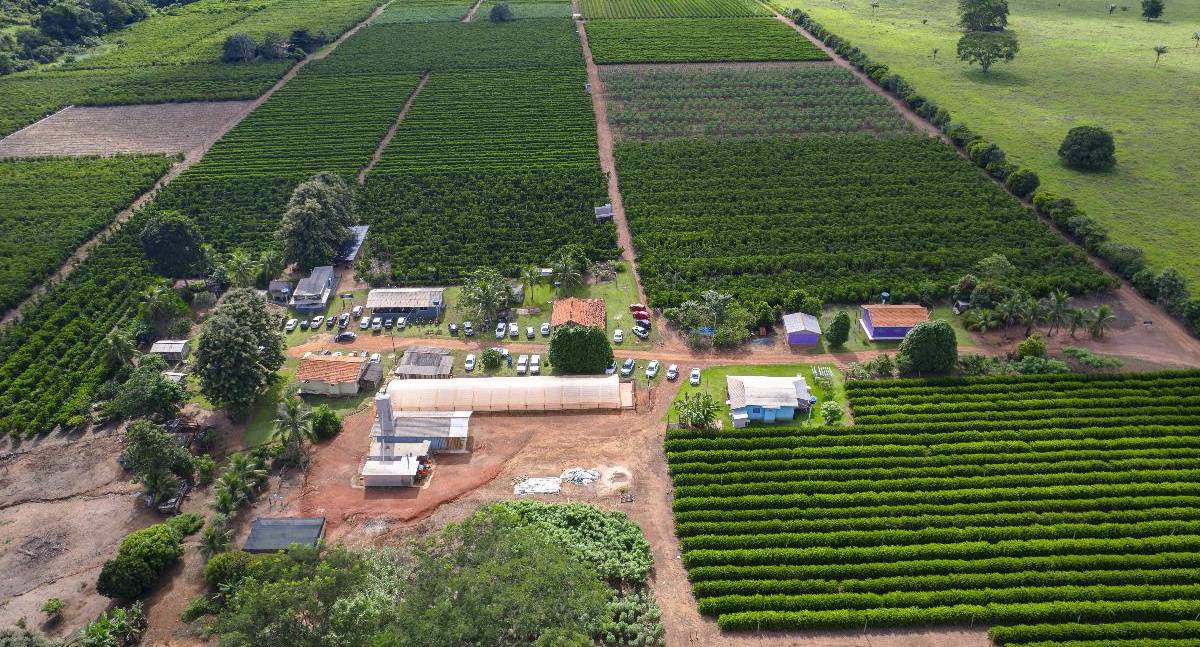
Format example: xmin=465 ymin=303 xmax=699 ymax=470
xmin=458 ymin=267 xmax=511 ymax=323
xmin=548 ymin=325 xmax=613 ymax=374
xmin=897 ymin=319 xmax=959 ymax=374
xmin=957 ymin=30 xmax=1019 ymax=73
xmin=1058 ymin=126 xmax=1116 ymax=171
xmin=105 ymin=354 xmax=187 ymax=422
xmin=958 ymin=0 xmax=1008 ymax=31
xmin=278 ymin=173 xmax=355 ymax=270
xmin=192 ymin=289 xmax=285 ymax=416
xmin=826 ymin=311 xmax=851 ymax=348
xmin=141 ymin=210 xmax=207 ymax=278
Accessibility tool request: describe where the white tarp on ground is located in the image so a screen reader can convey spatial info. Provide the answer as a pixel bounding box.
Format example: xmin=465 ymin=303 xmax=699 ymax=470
xmin=514 ymin=477 xmax=562 ymax=495
xmin=384 ymin=375 xmax=623 ymax=412
xmin=561 ymin=468 xmax=600 ymax=485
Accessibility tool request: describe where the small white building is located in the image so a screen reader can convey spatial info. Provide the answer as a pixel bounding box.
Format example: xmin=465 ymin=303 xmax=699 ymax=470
xmin=726 ymin=374 xmax=814 ymax=428
xmin=296 ymin=355 xmax=368 ymax=397
xmin=361 ymin=440 xmax=431 ymax=487
xmin=372 ymin=406 xmax=470 ymax=453
xmin=149 ymin=339 xmax=191 ymax=363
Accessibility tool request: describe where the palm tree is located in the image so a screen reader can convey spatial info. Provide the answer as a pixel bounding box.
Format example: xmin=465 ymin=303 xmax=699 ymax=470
xmin=459 ymin=269 xmax=510 ymax=323
xmin=1154 ymin=45 xmax=1169 ymax=64
xmin=1067 ymin=307 xmax=1090 ymax=339
xmin=1090 ymin=304 xmax=1117 ymax=339
xmin=995 ymin=296 xmax=1029 ymax=335
xmin=1043 ymin=291 xmax=1072 ymax=335
xmin=222 ymin=248 xmax=259 ymax=288
xmin=272 ymin=395 xmax=315 ymax=463
xmin=550 ymin=251 xmax=583 ymax=295
xmin=210 ymin=481 xmax=239 ymax=514
xmin=964 ymin=308 xmax=1000 ymax=333
xmin=520 ymin=264 xmax=541 ymax=305
xmin=1025 ymin=297 xmax=1050 ymax=337
xmin=258 ymin=249 xmax=284 ymax=286
xmin=142 ymin=470 xmax=180 ymax=505
xmin=104 ymin=329 xmax=138 ymax=370
xmin=225 ymin=452 xmax=268 ymax=490
xmin=142 ymin=284 xmax=179 ymax=323
xmin=199 ymin=514 xmax=232 ymax=560
xmin=1192 ymin=32 xmax=1200 ymax=48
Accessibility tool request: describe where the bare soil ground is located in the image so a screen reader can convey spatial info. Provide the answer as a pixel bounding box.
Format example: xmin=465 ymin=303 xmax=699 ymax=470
xmin=0 ymin=102 xmax=252 ymax=159
xmin=0 ymin=430 xmax=155 ymax=638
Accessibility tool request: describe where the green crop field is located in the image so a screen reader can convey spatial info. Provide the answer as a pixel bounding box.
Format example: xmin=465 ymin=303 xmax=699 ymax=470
xmin=374 ymin=0 xmax=475 ymax=23
xmin=0 ymin=155 xmax=174 ymax=314
xmin=602 ymin=63 xmax=911 ymax=141
xmin=374 ymin=69 xmax=596 ymax=173
xmin=585 ymin=18 xmax=827 ymax=63
xmin=480 ymin=0 xmax=573 ymax=19
xmin=784 ymin=0 xmax=1200 ymax=288
xmin=668 ymin=371 xmax=1200 ymax=642
xmin=617 ymin=136 xmax=1109 ymax=307
xmin=580 ymin=0 xmax=770 ymax=19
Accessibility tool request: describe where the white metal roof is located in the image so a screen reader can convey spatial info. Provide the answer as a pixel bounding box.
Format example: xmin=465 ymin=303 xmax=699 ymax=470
xmin=727 ymin=375 xmax=812 ymax=410
xmin=150 ymin=339 xmax=189 ymax=353
xmin=384 ymin=375 xmax=622 ymax=412
xmin=366 ymin=288 xmax=445 ymax=309
xmin=375 ymin=411 xmax=471 ymax=439
xmin=363 ymin=440 xmax=431 ymax=477
xmin=783 ymin=312 xmax=821 ymax=335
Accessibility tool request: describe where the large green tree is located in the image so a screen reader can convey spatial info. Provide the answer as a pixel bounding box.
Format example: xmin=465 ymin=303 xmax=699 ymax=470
xmin=548 ymin=325 xmax=613 ymax=374
xmin=105 ymin=354 xmax=187 ymax=421
xmin=123 ymin=419 xmax=194 ymax=484
xmin=958 ymin=0 xmax=1008 ymax=31
xmin=957 ymin=30 xmax=1019 ymax=73
xmin=826 ymin=311 xmax=851 ymax=348
xmin=896 ymin=320 xmax=958 ymax=375
xmin=141 ymin=210 xmax=207 ymax=278
xmin=278 ymin=173 xmax=355 ymax=270
xmin=459 ymin=268 xmax=511 ymax=323
xmin=193 ymin=289 xmax=285 ymax=417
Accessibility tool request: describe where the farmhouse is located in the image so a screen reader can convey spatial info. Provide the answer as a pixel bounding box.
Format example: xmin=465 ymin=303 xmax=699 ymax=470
xmin=243 ymin=517 xmax=326 ymax=553
xmin=782 ymin=312 xmax=821 ymax=345
xmin=296 ymin=355 xmax=369 ymax=397
xmin=366 ymin=287 xmax=445 ymax=322
xmin=380 ymin=374 xmax=626 ymax=412
xmin=267 ymin=280 xmax=293 ymax=304
xmin=726 ymin=374 xmax=814 ymax=428
xmin=394 ymin=346 xmax=454 ymax=379
xmin=148 ymin=339 xmax=190 ymax=363
xmin=551 ymin=297 xmax=606 ymax=330
xmin=860 ymin=304 xmax=929 ymax=341
xmin=290 ymin=266 xmax=337 ymax=314
xmin=361 ymin=440 xmax=432 ymax=487
xmin=372 ymin=408 xmax=471 ymax=453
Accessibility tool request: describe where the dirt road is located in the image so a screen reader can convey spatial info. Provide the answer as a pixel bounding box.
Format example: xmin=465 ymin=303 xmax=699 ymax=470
xmin=358 ymin=71 xmax=430 ymax=184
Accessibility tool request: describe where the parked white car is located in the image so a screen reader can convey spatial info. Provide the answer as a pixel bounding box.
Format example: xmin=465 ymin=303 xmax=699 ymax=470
xmin=311 ymin=315 xmax=324 ymax=328
xmin=359 ymin=316 xmax=371 ymax=330
xmin=371 ymin=316 xmax=382 ymax=331
xmin=516 ymin=354 xmax=529 ymax=375
xmin=540 ymin=322 xmax=551 ymax=336
xmin=508 ymin=322 xmax=519 ymax=338
xmin=620 ymin=358 xmax=635 ymax=377
xmin=530 ymin=354 xmax=541 ymax=375
xmin=605 ymin=360 xmax=616 ymax=375
xmin=370 ymin=353 xmax=381 ymax=364
xmin=495 ymin=322 xmax=506 ymax=339
xmin=613 ymin=329 xmax=624 ymax=343
xmin=666 ymin=364 xmax=679 ymax=381
xmin=465 ymin=353 xmax=476 ymax=372
xmin=463 ymin=321 xmax=474 ymax=336
xmin=645 ymin=360 xmax=660 ymax=379
xmin=352 ymin=305 xmax=364 ymax=317
xmin=286 ymin=318 xmax=298 ymax=332
xmin=689 ymin=367 xmax=701 ymax=386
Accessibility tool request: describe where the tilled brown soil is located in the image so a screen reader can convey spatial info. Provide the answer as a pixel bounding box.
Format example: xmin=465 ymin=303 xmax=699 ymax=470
xmin=0 ymin=102 xmax=252 ymax=158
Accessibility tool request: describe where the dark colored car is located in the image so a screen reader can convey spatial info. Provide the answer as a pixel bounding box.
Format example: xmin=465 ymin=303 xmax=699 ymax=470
xmin=335 ymin=331 xmax=357 ymax=343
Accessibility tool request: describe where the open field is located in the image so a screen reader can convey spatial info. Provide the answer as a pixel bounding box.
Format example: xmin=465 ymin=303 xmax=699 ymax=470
xmin=668 ymin=371 xmax=1200 ymax=639
xmin=602 ymin=62 xmax=911 ymax=141
xmin=0 ymin=155 xmax=173 ymax=314
xmin=785 ymin=0 xmax=1200 ymax=287
xmin=0 ymin=102 xmax=251 ymax=158
xmin=617 ymin=135 xmax=1110 ymax=307
xmin=586 ymin=18 xmax=828 ymax=63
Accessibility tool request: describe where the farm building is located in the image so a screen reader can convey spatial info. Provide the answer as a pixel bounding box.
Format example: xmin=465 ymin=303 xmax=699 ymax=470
xmin=366 ymin=287 xmax=445 ymax=322
xmin=243 ymin=517 xmax=326 ymax=553
xmin=595 ymin=203 xmax=614 ymax=223
xmin=148 ymin=339 xmax=190 ymax=363
xmin=334 ymin=225 xmax=369 ymax=263
xmin=380 ymin=374 xmax=627 ymax=412
xmin=290 ymin=266 xmax=337 ymax=313
xmin=372 ymin=408 xmax=470 ymax=453
xmin=395 ymin=346 xmax=454 ymax=379
xmin=296 ymin=355 xmax=369 ymax=397
xmin=860 ymin=304 xmax=929 ymax=341
xmin=361 ymin=440 xmax=431 ymax=487
xmin=551 ymin=297 xmax=606 ymax=330
xmin=726 ymin=374 xmax=815 ymax=428
xmin=267 ymin=280 xmax=293 ymax=304
xmin=782 ymin=312 xmax=821 ymax=345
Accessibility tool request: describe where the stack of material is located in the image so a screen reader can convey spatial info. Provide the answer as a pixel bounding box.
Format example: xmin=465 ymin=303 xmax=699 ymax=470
xmin=561 ymin=468 xmax=600 ymax=485
xmin=513 ymin=477 xmax=562 ymax=495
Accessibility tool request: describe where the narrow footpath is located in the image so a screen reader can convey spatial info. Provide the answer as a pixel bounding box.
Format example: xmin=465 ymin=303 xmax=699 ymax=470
xmin=358 ymin=72 xmax=431 ymax=184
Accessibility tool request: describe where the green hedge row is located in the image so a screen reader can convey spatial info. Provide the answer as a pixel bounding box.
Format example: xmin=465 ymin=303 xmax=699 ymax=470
xmin=853 ymin=407 xmax=1200 ymax=426
xmin=687 ymin=551 xmax=1200 ymax=583
xmin=700 ymin=583 xmax=1200 ymax=616
xmin=680 ymin=521 xmax=1200 ymax=552
xmin=1007 ymin=640 xmax=1200 ymax=647
xmin=990 ymin=621 xmax=1200 ymax=644
xmin=692 ymin=568 xmax=1200 ymax=599
xmin=716 ymin=598 xmax=1200 ymax=630
xmin=853 ymin=395 xmax=1200 ymax=417
xmin=849 ymin=384 xmax=1200 ymax=407
xmin=842 ymin=370 xmax=1200 ymax=394
xmin=682 ymin=535 xmax=1200 ymax=568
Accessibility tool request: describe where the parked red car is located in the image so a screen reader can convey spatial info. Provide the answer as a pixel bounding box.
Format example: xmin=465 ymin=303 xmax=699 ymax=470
xmin=629 ymin=303 xmax=647 ymax=313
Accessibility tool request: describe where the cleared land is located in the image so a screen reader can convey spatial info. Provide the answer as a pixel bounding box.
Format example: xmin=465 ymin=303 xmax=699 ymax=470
xmin=586 ymin=18 xmax=827 ymax=64
xmin=580 ymin=0 xmax=770 ymax=19
xmin=601 ymin=62 xmax=911 ymax=141
xmin=0 ymin=101 xmax=251 ymax=158
xmin=0 ymin=155 xmax=173 ymax=314
xmin=667 ymin=371 xmax=1200 ymax=642
xmin=617 ymin=136 xmax=1110 ymax=307
xmin=785 ymin=0 xmax=1200 ymax=287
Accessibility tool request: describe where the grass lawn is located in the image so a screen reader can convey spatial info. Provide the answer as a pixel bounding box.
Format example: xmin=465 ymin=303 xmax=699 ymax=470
xmin=785 ymin=0 xmax=1200 ymax=285
xmin=667 ymin=363 xmax=846 ymax=428
xmin=784 ymin=305 xmax=973 ymax=354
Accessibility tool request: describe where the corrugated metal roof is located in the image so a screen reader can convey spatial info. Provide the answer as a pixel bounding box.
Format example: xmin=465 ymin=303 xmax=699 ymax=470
xmin=727 ymin=375 xmax=811 ymax=410
xmin=150 ymin=339 xmax=189 ymax=353
xmin=375 ymin=411 xmax=471 ymax=439
xmin=294 ymin=266 xmax=334 ymax=298
xmin=243 ymin=517 xmax=325 ymax=552
xmin=366 ymin=288 xmax=445 ymax=310
xmin=862 ymin=304 xmax=929 ymax=327
xmin=783 ymin=312 xmax=821 ymax=335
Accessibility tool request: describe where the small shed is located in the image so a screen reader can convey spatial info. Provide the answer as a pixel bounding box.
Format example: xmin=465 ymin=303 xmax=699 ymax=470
xmin=782 ymin=312 xmax=821 ymax=345
xmin=149 ymin=339 xmax=191 ymax=363
xmin=395 ymin=346 xmax=454 ymax=379
xmin=243 ymin=517 xmax=326 ymax=553
xmin=361 ymin=440 xmax=431 ymax=487
xmin=268 ymin=280 xmax=293 ymax=304
xmin=726 ymin=374 xmax=814 ymax=428
xmin=594 ymin=203 xmax=614 ymax=223
xmin=860 ymin=304 xmax=929 ymax=341
xmin=296 ymin=355 xmax=368 ymax=396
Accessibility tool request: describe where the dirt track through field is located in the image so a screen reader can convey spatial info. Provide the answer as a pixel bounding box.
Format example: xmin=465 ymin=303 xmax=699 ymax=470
xmin=462 ymin=0 xmax=486 ymax=21
xmin=0 ymin=1 xmax=394 ymax=326
xmin=358 ymin=72 xmax=430 ymax=184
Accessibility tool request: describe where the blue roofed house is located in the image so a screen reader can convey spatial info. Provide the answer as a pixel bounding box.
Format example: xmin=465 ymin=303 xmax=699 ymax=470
xmin=782 ymin=312 xmax=821 ymax=345
xmin=726 ymin=374 xmax=815 ymax=428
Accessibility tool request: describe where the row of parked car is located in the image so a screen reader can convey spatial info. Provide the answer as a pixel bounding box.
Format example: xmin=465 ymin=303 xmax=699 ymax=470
xmin=462 ymin=349 xmax=543 ymax=375
xmin=612 ymin=359 xmax=700 ymax=384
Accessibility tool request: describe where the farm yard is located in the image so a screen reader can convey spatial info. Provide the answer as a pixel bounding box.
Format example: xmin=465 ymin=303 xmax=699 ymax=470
xmin=3 ymin=0 xmax=1200 ymax=643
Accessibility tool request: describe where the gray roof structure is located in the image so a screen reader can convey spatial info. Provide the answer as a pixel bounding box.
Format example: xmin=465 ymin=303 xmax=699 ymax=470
xmin=726 ymin=375 xmax=813 ymax=410
xmin=366 ymin=288 xmax=445 ymax=310
xmin=782 ymin=312 xmax=822 ymax=335
xmin=395 ymin=346 xmax=454 ymax=378
xmin=243 ymin=517 xmax=325 ymax=553
xmin=335 ymin=225 xmax=369 ymax=263
xmin=294 ymin=266 xmax=334 ymax=299
xmin=149 ymin=339 xmax=190 ymax=354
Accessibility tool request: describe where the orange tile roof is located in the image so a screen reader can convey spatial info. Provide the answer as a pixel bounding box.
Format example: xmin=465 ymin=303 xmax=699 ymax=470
xmin=862 ymin=304 xmax=929 ymax=327
xmin=551 ymin=297 xmax=606 ymax=329
xmin=296 ymin=356 xmax=366 ymax=385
